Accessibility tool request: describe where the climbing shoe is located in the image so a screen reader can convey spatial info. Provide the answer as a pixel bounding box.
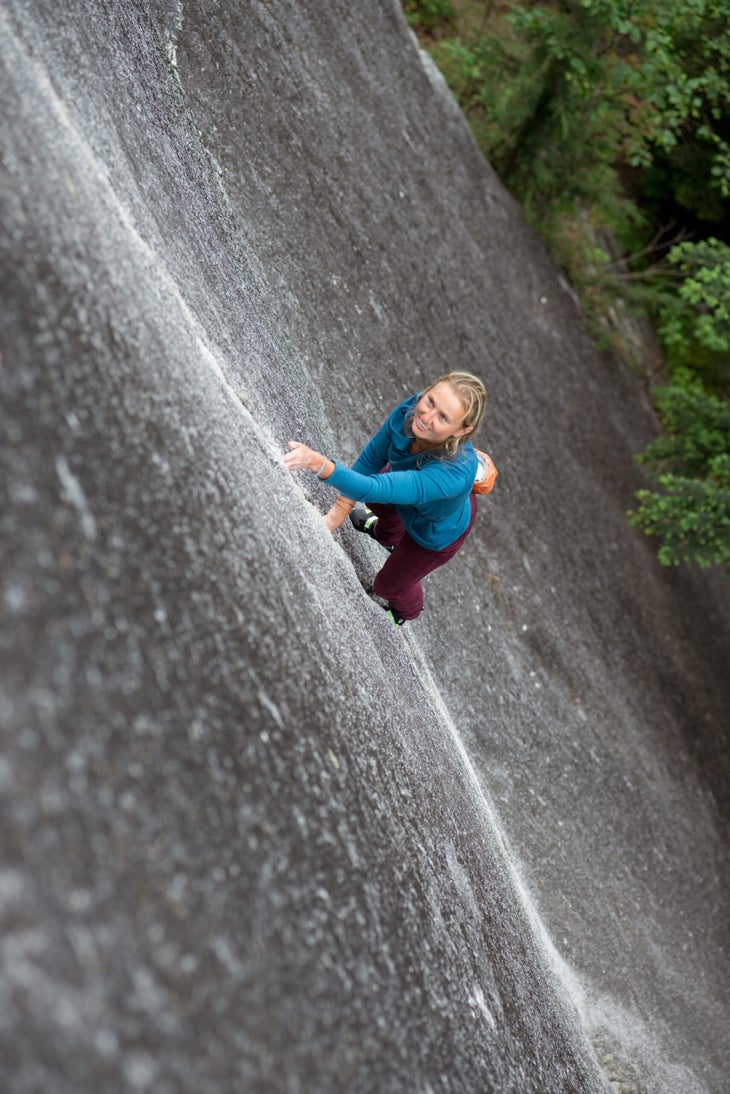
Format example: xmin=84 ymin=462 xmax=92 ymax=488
xmin=350 ymin=505 xmax=379 ymax=540
xmin=384 ymin=605 xmax=406 ymax=627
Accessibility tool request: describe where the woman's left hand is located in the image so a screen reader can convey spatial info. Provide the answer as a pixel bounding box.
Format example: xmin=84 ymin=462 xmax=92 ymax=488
xmin=283 ymin=441 xmax=325 ymax=473
xmin=324 ymin=496 xmax=355 ymax=531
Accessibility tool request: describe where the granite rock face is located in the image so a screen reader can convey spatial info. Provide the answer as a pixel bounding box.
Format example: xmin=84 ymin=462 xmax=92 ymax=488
xmin=1 ymin=2 xmax=728 ymax=1092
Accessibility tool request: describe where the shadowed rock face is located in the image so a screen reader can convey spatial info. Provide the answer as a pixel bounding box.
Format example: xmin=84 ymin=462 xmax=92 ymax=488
xmin=1 ymin=2 xmax=728 ymax=1092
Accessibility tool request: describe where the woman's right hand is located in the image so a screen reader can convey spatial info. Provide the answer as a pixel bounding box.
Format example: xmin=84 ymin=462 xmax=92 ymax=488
xmin=284 ymin=441 xmax=324 ymax=473
xmin=323 ymin=496 xmax=355 ymax=532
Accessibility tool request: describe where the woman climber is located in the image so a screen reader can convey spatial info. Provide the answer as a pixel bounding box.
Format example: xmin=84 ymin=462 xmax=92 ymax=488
xmin=283 ymin=371 xmax=488 ymax=625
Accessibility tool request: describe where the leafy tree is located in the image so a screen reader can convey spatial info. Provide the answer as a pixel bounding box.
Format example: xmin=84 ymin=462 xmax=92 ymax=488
xmin=657 ymin=238 xmax=730 ymax=389
xmin=629 ymin=383 xmax=730 ymax=569
xmin=424 ymin=0 xmax=730 ymax=232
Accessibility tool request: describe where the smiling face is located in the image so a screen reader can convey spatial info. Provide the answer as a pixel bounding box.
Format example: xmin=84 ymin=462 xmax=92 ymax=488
xmin=411 ymin=381 xmax=473 ymax=446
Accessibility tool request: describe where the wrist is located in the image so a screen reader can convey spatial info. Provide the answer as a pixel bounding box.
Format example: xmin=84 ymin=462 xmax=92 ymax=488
xmin=315 ymin=457 xmax=334 ymax=479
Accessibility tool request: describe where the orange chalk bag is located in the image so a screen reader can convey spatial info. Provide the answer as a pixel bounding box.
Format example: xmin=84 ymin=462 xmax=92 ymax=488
xmin=472 ymin=450 xmax=498 ymax=495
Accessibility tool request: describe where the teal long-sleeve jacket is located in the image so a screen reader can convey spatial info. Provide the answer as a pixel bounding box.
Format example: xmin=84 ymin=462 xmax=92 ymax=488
xmin=325 ymin=394 xmax=477 ymax=551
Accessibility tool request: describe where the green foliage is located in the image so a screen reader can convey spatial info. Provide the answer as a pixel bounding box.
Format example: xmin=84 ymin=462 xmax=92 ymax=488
xmin=655 ymin=238 xmax=730 ymax=389
xmin=629 ymin=383 xmax=730 ymax=569
xmin=427 ymin=0 xmax=730 ymax=228
xmin=403 ymin=0 xmax=455 ymax=32
xmin=431 ymin=5 xmax=619 ymax=218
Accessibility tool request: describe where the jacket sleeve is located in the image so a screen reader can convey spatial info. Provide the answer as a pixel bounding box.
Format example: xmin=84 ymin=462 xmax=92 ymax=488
xmin=350 ymin=418 xmax=392 ymax=477
xmin=326 ymin=458 xmax=469 ymax=506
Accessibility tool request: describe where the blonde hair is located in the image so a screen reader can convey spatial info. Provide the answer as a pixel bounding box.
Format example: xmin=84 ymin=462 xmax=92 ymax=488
xmin=412 ymin=371 xmax=487 ymax=458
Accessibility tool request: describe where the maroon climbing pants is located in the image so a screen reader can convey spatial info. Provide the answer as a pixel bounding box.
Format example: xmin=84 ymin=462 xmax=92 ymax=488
xmin=367 ymin=494 xmax=477 ymax=620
